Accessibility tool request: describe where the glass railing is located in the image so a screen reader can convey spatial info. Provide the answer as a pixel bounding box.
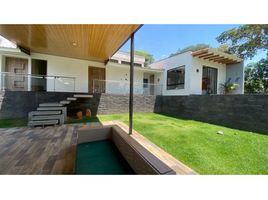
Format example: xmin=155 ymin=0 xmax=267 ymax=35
xmin=0 ymin=72 xmax=76 ymax=92
xmin=93 ymin=79 xmax=162 ymax=95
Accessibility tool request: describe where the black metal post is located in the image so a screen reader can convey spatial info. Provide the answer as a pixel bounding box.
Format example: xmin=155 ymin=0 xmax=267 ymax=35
xmin=129 ymin=33 xmax=134 ymax=135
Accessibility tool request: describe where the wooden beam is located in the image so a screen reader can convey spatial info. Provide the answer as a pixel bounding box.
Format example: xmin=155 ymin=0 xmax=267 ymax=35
xmin=192 ymin=48 xmax=209 ymax=57
xmin=203 ymin=55 xmax=220 ymax=60
xmin=215 ymin=58 xmax=233 ymax=63
xmin=198 ymin=53 xmax=214 ymax=58
xmin=209 ymin=56 xmax=225 ymax=61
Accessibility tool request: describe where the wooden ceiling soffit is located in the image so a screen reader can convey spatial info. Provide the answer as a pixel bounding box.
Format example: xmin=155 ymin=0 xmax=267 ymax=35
xmin=0 ymin=24 xmax=140 ymax=62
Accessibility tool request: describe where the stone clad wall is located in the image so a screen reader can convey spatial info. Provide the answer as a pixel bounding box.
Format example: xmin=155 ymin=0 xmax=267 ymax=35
xmin=0 ymin=91 xmax=267 ymax=134
xmin=0 ymin=91 xmax=161 ymax=119
xmin=161 ymin=95 xmax=268 ymax=134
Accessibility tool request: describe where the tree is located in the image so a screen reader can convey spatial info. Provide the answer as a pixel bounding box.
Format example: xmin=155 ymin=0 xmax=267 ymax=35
xmin=244 ymin=59 xmax=268 ymax=93
xmin=134 ymin=51 xmax=154 ymax=67
xmin=217 ymin=25 xmax=268 ymax=93
xmin=217 ymin=25 xmax=268 ymax=59
xmin=217 ymin=44 xmax=230 ymax=53
xmin=169 ymin=43 xmax=211 ymax=57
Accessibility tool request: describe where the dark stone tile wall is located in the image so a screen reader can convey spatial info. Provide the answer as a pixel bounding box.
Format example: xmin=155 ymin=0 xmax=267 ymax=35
xmin=161 ymin=95 xmax=268 ymax=134
xmin=0 ymin=91 xmax=81 ymax=119
xmin=0 ymin=91 xmax=161 ymax=119
xmin=67 ymin=93 xmax=162 ymax=116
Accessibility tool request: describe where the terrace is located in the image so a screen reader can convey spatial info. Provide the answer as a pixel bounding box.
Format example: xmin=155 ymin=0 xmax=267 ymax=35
xmin=0 ymin=24 xmax=267 ymax=175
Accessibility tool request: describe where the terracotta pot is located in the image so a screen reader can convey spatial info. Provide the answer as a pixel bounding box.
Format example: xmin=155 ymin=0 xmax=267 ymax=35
xmin=76 ymin=111 xmax=83 ymax=119
xmin=86 ymin=109 xmax=91 ymax=118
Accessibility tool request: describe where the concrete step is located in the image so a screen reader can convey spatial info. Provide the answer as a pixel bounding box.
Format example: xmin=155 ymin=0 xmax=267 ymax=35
xmin=39 ymin=103 xmax=63 ymax=107
xmin=37 ymin=107 xmax=67 ymax=120
xmin=28 ymin=120 xmax=58 ymax=127
xmin=28 ymin=110 xmax=62 ymax=121
xmin=73 ymin=94 xmax=93 ymax=98
xmin=31 ymin=114 xmax=64 ymax=125
xmin=60 ymin=100 xmax=70 ymax=104
xmin=67 ymin=97 xmax=77 ymax=101
xmin=29 ymin=110 xmax=61 ymax=116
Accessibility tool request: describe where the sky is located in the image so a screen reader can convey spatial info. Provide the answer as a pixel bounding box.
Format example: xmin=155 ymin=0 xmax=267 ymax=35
xmin=120 ymin=24 xmax=266 ymax=65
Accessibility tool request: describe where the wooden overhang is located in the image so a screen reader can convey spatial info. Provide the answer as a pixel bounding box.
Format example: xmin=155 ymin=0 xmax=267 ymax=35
xmin=0 ymin=24 xmax=140 ymax=62
xmin=192 ymin=48 xmax=243 ymax=64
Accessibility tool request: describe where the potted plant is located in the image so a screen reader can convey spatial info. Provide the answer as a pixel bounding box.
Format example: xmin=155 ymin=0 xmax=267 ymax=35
xmin=220 ymin=81 xmax=239 ymax=94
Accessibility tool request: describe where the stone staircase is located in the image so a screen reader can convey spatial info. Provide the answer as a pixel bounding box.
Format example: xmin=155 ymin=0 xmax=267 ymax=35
xmin=28 ymin=94 xmax=93 ymax=127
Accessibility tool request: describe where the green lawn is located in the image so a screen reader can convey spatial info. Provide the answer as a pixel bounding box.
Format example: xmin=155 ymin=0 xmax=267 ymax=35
xmin=0 ymin=118 xmax=27 ymax=128
xmin=97 ymin=113 xmax=268 ymax=175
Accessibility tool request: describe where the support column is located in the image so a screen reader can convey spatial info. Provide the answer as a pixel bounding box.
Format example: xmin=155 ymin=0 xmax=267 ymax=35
xmin=129 ymin=33 xmax=134 ymax=135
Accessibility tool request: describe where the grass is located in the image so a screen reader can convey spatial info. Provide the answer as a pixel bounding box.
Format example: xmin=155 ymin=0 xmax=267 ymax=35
xmin=0 ymin=118 xmax=27 ymax=128
xmin=96 ymin=113 xmax=268 ymax=175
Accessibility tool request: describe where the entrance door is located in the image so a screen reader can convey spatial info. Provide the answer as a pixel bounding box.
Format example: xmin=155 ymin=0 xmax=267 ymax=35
xmin=202 ymin=66 xmax=218 ymax=94
xmin=149 ymin=75 xmax=154 ymax=95
xmin=31 ymin=59 xmax=47 ymax=91
xmin=88 ymin=66 xmax=105 ymax=93
xmin=5 ymin=57 xmax=28 ymax=91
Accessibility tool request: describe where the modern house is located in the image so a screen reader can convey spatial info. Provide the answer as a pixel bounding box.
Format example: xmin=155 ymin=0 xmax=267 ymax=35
xmin=0 ymin=27 xmax=244 ymax=95
xmin=0 ymin=47 xmax=163 ymax=95
xmin=149 ymin=48 xmax=244 ymax=95
xmin=0 ymin=46 xmax=244 ymax=96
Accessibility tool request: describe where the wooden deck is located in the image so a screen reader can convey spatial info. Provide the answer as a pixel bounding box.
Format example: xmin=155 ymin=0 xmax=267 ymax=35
xmin=0 ymin=125 xmax=79 ymax=174
xmin=0 ymin=122 xmax=197 ymax=175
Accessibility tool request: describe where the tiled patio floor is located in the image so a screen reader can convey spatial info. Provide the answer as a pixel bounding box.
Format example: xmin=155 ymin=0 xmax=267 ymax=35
xmin=0 ymin=125 xmax=81 ymax=174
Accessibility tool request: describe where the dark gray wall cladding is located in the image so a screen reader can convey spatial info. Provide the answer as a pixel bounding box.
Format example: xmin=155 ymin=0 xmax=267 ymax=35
xmin=97 ymin=93 xmax=162 ymax=115
xmin=68 ymin=93 xmax=162 ymax=116
xmin=161 ymin=95 xmax=268 ymax=134
xmin=0 ymin=91 xmax=82 ymax=119
xmin=0 ymin=91 xmax=162 ymax=119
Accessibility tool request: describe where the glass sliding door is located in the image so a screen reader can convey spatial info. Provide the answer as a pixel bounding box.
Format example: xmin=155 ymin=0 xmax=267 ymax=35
xmin=202 ymin=66 xmax=218 ymax=94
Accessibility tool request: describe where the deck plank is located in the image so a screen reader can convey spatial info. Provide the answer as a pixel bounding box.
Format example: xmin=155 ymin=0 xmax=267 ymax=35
xmin=0 ymin=125 xmax=78 ymax=174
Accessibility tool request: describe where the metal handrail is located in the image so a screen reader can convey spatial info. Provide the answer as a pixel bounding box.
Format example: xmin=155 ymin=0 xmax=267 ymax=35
xmin=0 ymin=72 xmax=76 ymax=92
xmin=0 ymin=72 xmax=76 ymax=80
xmin=93 ymin=79 xmax=163 ymax=95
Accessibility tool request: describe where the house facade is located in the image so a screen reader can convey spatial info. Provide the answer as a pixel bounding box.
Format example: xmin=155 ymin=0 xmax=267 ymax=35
xmin=0 ymin=48 xmax=163 ymax=95
xmin=0 ymin=45 xmax=244 ymax=96
xmin=149 ymin=48 xmax=244 ymax=95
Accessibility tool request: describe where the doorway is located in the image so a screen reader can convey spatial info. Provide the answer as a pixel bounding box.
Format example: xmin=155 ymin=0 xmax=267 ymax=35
xmin=5 ymin=57 xmax=28 ymax=91
xmin=31 ymin=59 xmax=47 ymax=91
xmin=88 ymin=66 xmax=105 ymax=93
xmin=149 ymin=74 xmax=155 ymax=95
xmin=202 ymin=66 xmax=218 ymax=94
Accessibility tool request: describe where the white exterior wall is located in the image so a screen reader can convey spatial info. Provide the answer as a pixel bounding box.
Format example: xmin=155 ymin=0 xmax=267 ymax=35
xmin=0 ymin=51 xmax=162 ymax=94
xmin=150 ymin=52 xmax=193 ymax=96
xmin=30 ymin=53 xmax=97 ymax=93
xmin=105 ymin=65 xmax=144 ymax=94
xmin=0 ymin=51 xmax=107 ymax=93
xmin=191 ymin=57 xmax=226 ymax=94
xmin=111 ymin=51 xmax=145 ymax=67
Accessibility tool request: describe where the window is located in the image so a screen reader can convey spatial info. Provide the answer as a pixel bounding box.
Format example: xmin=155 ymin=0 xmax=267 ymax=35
xmin=121 ymin=61 xmax=130 ymax=65
xmin=166 ymin=66 xmax=185 ymax=90
xmin=121 ymin=61 xmax=142 ymax=67
xmin=110 ymin=59 xmax=118 ymax=63
xmin=143 ymin=78 xmax=148 ymax=88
